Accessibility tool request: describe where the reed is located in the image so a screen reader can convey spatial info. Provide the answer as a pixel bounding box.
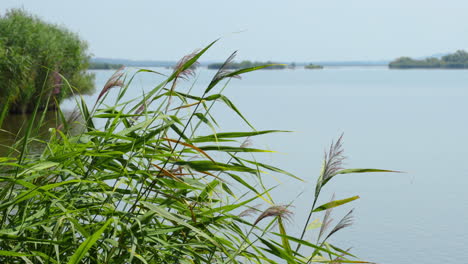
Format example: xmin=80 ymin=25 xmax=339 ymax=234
xmin=0 ymin=40 xmax=395 ymax=263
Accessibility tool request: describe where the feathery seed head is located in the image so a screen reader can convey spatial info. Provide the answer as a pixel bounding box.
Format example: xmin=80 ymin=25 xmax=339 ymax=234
xmin=238 ymin=204 xmax=262 ymax=218
xmin=318 ymin=194 xmax=335 ymax=241
xmin=240 ymin=137 xmax=253 ymax=148
xmin=326 ymin=209 xmax=354 ymax=240
xmin=174 ymin=50 xmax=200 ymax=80
xmin=97 ymin=66 xmax=125 ymax=103
xmin=253 ymin=205 xmax=293 ymax=226
xmin=213 ymin=51 xmax=241 ymax=83
xmin=317 ymin=134 xmax=346 ymax=194
xmin=52 ymin=71 xmax=62 ymax=94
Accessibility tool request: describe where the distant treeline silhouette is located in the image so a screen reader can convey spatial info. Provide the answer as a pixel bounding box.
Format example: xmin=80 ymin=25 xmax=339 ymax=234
xmin=208 ymin=60 xmax=286 ymax=70
xmin=389 ymin=50 xmax=468 ymax=69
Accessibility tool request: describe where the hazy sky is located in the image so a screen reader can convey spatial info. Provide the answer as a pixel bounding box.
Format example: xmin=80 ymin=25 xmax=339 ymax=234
xmin=1 ymin=0 xmax=468 ymax=62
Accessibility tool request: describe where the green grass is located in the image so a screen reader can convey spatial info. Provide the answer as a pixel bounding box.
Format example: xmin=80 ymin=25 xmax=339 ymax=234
xmin=0 ymin=41 xmax=395 ymax=263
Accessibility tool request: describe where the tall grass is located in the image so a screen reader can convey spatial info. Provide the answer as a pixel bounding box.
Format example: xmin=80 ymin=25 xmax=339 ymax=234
xmin=0 ymin=40 xmax=394 ymax=263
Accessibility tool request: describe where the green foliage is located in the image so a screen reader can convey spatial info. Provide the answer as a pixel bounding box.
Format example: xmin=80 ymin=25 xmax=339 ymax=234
xmin=0 ymin=41 xmax=393 ymax=263
xmin=0 ymin=9 xmax=95 ymax=113
xmin=389 ymin=50 xmax=468 ymax=69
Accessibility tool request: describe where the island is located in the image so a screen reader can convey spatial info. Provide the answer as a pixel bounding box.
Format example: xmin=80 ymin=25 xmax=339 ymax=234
xmin=207 ymin=60 xmax=286 ymax=70
xmin=389 ymin=50 xmax=468 ymax=69
xmin=304 ymin=63 xmax=323 ymax=69
xmin=88 ymin=62 xmax=124 ymax=70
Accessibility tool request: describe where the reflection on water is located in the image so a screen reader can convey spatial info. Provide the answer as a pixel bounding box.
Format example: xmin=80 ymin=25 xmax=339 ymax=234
xmin=0 ymin=110 xmax=83 ymax=156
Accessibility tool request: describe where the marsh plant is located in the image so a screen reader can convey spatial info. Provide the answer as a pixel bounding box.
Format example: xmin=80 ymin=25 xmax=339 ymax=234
xmin=0 ymin=40 xmax=393 ymax=263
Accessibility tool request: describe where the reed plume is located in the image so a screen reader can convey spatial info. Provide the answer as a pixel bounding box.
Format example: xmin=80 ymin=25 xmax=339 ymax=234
xmin=96 ymin=66 xmax=125 ymax=103
xmin=238 ymin=204 xmax=262 ymax=218
xmin=212 ymin=51 xmax=241 ymax=83
xmin=326 ymin=209 xmax=354 ymax=240
xmin=321 ymin=134 xmax=345 ymax=184
xmin=318 ymin=194 xmax=335 ymax=242
xmin=315 ymin=134 xmax=345 ymax=197
xmin=173 ymin=50 xmax=200 ymax=80
xmin=253 ymin=205 xmax=293 ymax=226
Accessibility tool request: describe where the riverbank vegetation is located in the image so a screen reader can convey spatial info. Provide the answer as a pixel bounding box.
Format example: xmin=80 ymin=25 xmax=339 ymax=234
xmin=0 ymin=9 xmax=94 ymax=114
xmin=389 ymin=50 xmax=468 ymax=69
xmin=0 ymin=40 xmax=393 ymax=263
xmin=208 ymin=60 xmax=286 ymax=70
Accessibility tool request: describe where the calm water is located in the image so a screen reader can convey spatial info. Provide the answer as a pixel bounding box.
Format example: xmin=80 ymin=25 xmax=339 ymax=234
xmin=18 ymin=67 xmax=468 ymax=263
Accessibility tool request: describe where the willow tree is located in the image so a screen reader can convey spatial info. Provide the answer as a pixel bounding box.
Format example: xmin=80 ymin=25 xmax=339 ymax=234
xmin=0 ymin=9 xmax=95 ymax=114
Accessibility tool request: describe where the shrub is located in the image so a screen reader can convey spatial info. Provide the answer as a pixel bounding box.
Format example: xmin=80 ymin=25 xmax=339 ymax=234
xmin=0 ymin=9 xmax=95 ymax=114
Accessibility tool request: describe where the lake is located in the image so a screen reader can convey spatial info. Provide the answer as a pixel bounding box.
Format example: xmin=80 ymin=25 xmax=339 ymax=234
xmin=8 ymin=66 xmax=468 ymax=263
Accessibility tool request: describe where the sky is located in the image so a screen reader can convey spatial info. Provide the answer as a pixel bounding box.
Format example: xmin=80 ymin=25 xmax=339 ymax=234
xmin=1 ymin=0 xmax=468 ymax=62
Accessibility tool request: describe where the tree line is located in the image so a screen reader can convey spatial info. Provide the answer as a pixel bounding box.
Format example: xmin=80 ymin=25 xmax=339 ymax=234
xmin=207 ymin=60 xmax=286 ymax=70
xmin=389 ymin=50 xmax=468 ymax=69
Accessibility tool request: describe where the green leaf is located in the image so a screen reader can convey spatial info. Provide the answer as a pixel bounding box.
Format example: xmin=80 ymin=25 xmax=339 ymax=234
xmin=199 ymin=146 xmax=274 ymax=153
xmin=256 ymin=236 xmax=298 ymax=264
xmin=205 ymin=64 xmax=277 ymax=94
xmin=93 ymin=113 xmax=141 ymax=118
xmin=313 ymin=196 xmax=360 ymax=212
xmin=31 ymin=251 xmax=59 ymax=263
xmin=191 ymin=130 xmax=290 ymax=143
xmin=278 ymin=217 xmax=294 ymax=260
xmin=141 ymin=202 xmax=218 ymax=246
xmin=68 ymin=218 xmax=90 ymax=238
xmin=307 ymin=218 xmax=322 ymax=230
xmin=173 ymin=160 xmax=257 ymax=173
xmin=0 ymin=96 xmax=10 ymax=129
xmin=17 ymin=161 xmax=59 ymax=177
xmin=202 ymin=186 xmax=274 ymax=216
xmin=271 ymin=233 xmax=343 ymax=258
xmin=219 ymin=95 xmax=254 ymax=129
xmin=326 ymin=243 xmax=358 ymax=258
xmin=0 ymin=188 xmax=41 ymax=211
xmin=333 ymin=168 xmax=400 ymax=176
xmin=0 ymin=233 xmax=64 ymax=245
xmin=224 ymin=64 xmax=280 ymax=78
xmin=0 ymin=250 xmax=32 ymax=257
xmin=116 ymin=117 xmax=158 ymax=136
xmin=239 ymin=158 xmax=303 ymax=181
xmin=81 ymin=96 xmax=95 ymax=131
xmin=67 ymin=218 xmax=112 ymax=264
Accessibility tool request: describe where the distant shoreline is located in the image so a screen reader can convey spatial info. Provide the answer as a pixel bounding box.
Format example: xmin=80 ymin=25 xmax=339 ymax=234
xmin=88 ymin=65 xmax=468 ymax=71
xmin=90 ymin=57 xmax=390 ymax=68
xmin=89 ymin=54 xmax=468 ymax=70
xmin=389 ymin=50 xmax=468 ymax=69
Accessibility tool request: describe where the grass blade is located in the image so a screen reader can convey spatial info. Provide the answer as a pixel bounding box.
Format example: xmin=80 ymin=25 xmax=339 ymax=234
xmin=313 ymin=196 xmax=360 ymax=213
xmin=67 ymin=218 xmax=112 ymax=264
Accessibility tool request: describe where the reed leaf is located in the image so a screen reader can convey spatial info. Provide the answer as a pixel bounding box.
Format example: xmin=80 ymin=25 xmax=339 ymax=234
xmin=313 ymin=196 xmax=360 ymax=213
xmin=67 ymin=218 xmax=113 ymax=264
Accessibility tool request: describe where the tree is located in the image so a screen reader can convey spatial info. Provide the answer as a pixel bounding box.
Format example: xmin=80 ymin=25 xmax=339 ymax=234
xmin=0 ymin=9 xmax=95 ymax=113
xmin=389 ymin=50 xmax=468 ymax=69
